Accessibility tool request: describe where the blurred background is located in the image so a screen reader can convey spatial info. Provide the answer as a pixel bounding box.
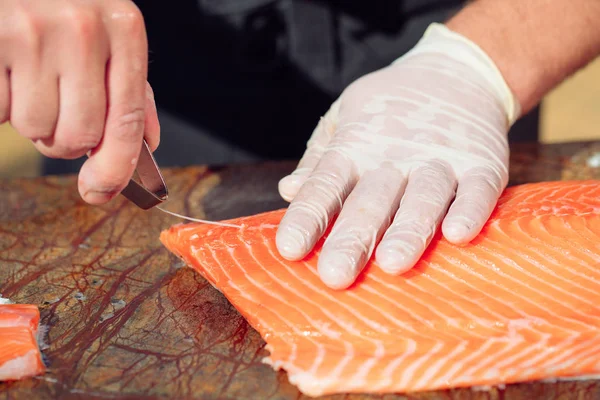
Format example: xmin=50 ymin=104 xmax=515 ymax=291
xmin=2 ymin=0 xmax=600 ymax=179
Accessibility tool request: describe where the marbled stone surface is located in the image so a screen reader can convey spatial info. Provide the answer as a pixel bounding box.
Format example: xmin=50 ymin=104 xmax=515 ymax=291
xmin=1 ymin=142 xmax=600 ymax=399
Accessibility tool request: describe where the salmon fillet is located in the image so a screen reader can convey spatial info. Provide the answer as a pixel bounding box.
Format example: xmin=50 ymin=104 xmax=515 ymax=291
xmin=159 ymin=180 xmax=600 ymax=396
xmin=0 ymin=302 xmax=45 ymax=381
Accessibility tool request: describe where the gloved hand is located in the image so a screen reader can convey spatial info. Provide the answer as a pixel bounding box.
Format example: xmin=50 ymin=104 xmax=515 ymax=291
xmin=276 ymin=23 xmax=521 ymax=290
xmin=0 ymin=0 xmax=159 ymax=205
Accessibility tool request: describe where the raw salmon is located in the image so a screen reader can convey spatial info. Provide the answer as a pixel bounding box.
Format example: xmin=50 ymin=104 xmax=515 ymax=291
xmin=160 ymin=180 xmax=600 ymax=396
xmin=0 ymin=301 xmax=45 ymax=381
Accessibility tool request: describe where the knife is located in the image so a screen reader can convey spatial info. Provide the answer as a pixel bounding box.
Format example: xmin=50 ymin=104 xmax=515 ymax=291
xmin=119 ymin=140 xmax=241 ymax=228
xmin=120 ymin=139 xmax=169 ymax=210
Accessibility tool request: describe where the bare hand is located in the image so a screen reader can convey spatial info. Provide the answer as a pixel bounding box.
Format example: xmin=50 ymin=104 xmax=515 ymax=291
xmin=0 ymin=0 xmax=160 ymax=204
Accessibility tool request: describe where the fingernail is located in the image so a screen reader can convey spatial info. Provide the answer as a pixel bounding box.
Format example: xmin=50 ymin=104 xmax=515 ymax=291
xmin=276 ymin=225 xmax=308 ymax=260
xmin=278 ymin=176 xmax=305 ymax=202
xmin=318 ymin=253 xmax=356 ymax=290
xmin=83 ymin=190 xmax=116 ymax=205
xmin=375 ymin=246 xmax=413 ymax=275
xmin=442 ymin=222 xmax=471 ymax=244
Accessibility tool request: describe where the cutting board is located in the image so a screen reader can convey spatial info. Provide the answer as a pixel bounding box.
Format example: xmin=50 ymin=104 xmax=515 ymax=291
xmin=1 ymin=142 xmax=600 ymax=399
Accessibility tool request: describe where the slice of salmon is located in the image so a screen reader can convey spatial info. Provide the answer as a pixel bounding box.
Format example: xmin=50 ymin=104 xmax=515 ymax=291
xmin=160 ymin=180 xmax=600 ymax=396
xmin=0 ymin=303 xmax=45 ymax=381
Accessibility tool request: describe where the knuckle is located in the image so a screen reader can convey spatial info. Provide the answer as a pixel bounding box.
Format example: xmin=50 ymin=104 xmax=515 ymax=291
xmin=15 ymin=10 xmax=42 ymax=52
xmin=11 ymin=119 xmax=54 ymax=141
xmin=111 ymin=107 xmax=145 ymax=143
xmin=413 ymin=218 xmax=434 ymax=236
xmin=310 ymin=171 xmax=345 ymax=195
xmin=333 ymin=225 xmax=375 ymax=249
xmin=458 ymin=199 xmax=486 ymax=215
xmin=62 ymin=6 xmax=101 ymax=40
xmin=109 ymin=2 xmax=145 ymax=35
xmin=394 ymin=213 xmax=434 ymax=237
xmin=463 ymin=167 xmax=503 ymax=193
xmin=343 ymin=76 xmax=367 ymax=98
xmin=425 ymin=159 xmax=451 ymax=173
xmin=56 ymin=130 xmax=102 ymax=156
xmin=44 ymin=145 xmax=85 ymax=160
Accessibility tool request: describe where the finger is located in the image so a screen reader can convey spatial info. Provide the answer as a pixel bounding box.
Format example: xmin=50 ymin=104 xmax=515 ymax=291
xmin=78 ymin=1 xmax=148 ymax=205
xmin=144 ymin=82 xmax=160 ymax=152
xmin=442 ymin=167 xmax=506 ymax=244
xmin=0 ymin=69 xmax=9 ymax=124
xmin=375 ymin=161 xmax=457 ymax=275
xmin=317 ymin=165 xmax=406 ymax=289
xmin=278 ymin=98 xmax=340 ymax=202
xmin=35 ymin=9 xmax=109 ymax=159
xmin=276 ymin=150 xmax=357 ymax=261
xmin=8 ymin=38 xmax=59 ymax=142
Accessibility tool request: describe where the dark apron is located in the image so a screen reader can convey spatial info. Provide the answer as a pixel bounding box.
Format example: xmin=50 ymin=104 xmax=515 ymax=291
xmin=42 ymin=0 xmax=537 ymax=175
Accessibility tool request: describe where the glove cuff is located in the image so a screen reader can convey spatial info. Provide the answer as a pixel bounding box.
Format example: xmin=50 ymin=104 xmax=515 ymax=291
xmin=394 ymin=23 xmax=521 ymax=127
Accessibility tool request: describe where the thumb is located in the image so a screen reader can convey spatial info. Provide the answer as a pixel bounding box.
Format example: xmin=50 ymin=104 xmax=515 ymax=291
xmin=278 ymin=97 xmax=341 ymax=202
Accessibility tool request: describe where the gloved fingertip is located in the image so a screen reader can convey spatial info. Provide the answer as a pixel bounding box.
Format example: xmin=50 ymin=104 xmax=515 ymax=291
xmin=317 ymin=253 xmax=358 ymax=290
xmin=278 ymin=175 xmax=307 ymax=202
xmin=374 ymin=245 xmax=416 ymax=275
xmin=441 ymin=219 xmax=477 ymax=244
xmin=276 ymin=225 xmax=309 ymax=260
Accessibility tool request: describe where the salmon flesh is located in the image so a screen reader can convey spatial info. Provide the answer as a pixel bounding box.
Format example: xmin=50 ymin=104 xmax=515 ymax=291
xmin=160 ymin=180 xmax=600 ymax=396
xmin=0 ymin=302 xmax=45 ymax=381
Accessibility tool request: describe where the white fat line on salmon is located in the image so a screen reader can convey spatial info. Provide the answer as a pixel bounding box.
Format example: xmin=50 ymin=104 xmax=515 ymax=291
xmin=369 ymin=339 xmax=417 ymax=391
xmin=489 ymin=338 xmax=600 ymax=386
xmin=231 ymin=230 xmax=384 ymax=381
xmin=413 ymin=340 xmax=471 ymax=389
xmin=156 ymin=206 xmax=243 ymax=229
xmin=261 ymin=239 xmax=390 ymax=339
xmin=527 ymin=335 xmax=600 ymax=374
xmin=437 ymin=242 xmax=600 ymax=332
xmin=481 ymin=232 xmax=600 ymax=314
xmin=204 ymin=244 xmax=327 ymax=374
xmin=467 ymin=334 xmax=574 ymax=380
xmin=398 ymin=341 xmax=446 ymax=389
xmin=256 ymin=238 xmax=393 ymax=382
xmin=439 ymin=338 xmax=501 ymax=384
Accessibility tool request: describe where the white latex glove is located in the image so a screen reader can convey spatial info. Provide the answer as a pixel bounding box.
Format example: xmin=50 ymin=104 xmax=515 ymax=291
xmin=275 ymin=23 xmax=521 ymax=290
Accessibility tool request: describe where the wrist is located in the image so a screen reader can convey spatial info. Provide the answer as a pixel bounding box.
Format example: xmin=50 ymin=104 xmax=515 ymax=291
xmin=445 ymin=0 xmax=600 ymax=117
xmin=393 ymin=23 xmax=521 ymax=128
xmin=444 ymin=2 xmax=544 ymax=117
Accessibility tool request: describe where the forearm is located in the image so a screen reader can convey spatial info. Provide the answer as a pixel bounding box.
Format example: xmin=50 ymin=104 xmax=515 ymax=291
xmin=445 ymin=0 xmax=600 ymax=115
